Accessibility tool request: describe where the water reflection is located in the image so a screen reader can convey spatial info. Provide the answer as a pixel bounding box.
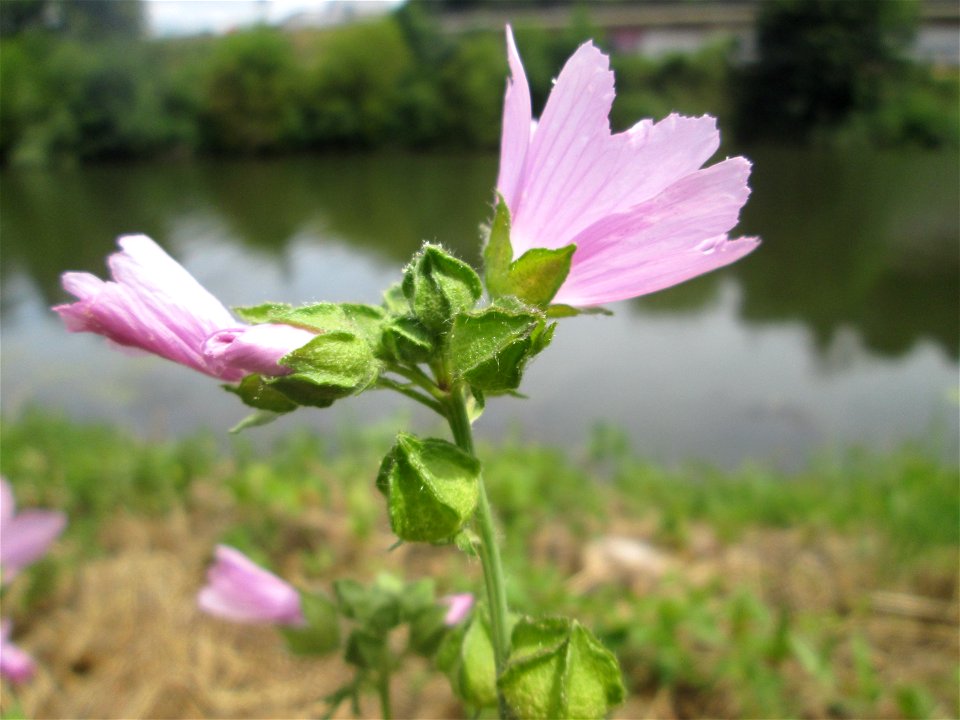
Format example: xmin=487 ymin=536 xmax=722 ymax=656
xmin=1 ymin=149 xmax=956 ymax=467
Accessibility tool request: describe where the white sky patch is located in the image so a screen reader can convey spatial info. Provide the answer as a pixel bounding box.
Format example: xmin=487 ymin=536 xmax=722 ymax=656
xmin=145 ymin=0 xmax=401 ymax=37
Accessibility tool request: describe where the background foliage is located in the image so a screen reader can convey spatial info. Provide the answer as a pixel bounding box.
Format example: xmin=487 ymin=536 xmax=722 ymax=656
xmin=1 ymin=0 xmax=956 ymax=165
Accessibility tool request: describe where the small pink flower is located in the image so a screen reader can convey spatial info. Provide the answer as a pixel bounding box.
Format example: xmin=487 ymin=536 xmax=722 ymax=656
xmin=440 ymin=593 xmax=474 ymax=626
xmin=497 ymin=27 xmax=759 ymax=307
xmin=198 ymin=545 xmax=305 ymax=626
xmin=54 ymin=235 xmax=310 ymax=380
xmin=0 ymin=619 xmax=35 ymax=684
xmin=1 ymin=478 xmax=66 ymax=584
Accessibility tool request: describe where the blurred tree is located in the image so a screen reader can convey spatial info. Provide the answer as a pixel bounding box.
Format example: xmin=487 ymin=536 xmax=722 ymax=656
xmin=734 ymin=0 xmax=918 ymax=143
xmin=0 ymin=0 xmax=143 ymax=38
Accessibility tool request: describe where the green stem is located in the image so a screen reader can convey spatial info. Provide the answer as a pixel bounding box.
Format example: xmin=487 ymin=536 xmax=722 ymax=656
xmin=446 ymin=384 xmax=511 ymax=718
xmin=377 ymin=666 xmax=392 ymax=720
xmin=376 ymin=376 xmax=443 ymax=414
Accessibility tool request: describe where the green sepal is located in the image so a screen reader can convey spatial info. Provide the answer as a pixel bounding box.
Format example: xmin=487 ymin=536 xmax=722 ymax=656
xmin=483 ymin=197 xmax=576 ymax=309
xmin=402 ymin=244 xmax=483 ymax=334
xmin=409 ymin=604 xmax=448 ymax=658
xmin=228 ymin=409 xmax=284 ymax=434
xmin=344 ymin=628 xmax=386 ymax=669
xmin=377 ymin=433 xmax=480 ymax=544
xmin=546 ymin=304 xmax=613 ymax=319
xmin=280 ymin=592 xmax=341 ymax=656
xmin=381 ymin=316 xmax=434 ymax=364
xmin=233 ymin=301 xmax=386 ymax=350
xmin=436 ymin=610 xmax=499 ymax=709
xmin=500 ymin=617 xmax=625 ymax=720
xmin=278 ymin=331 xmax=381 ymax=401
xmin=449 ymin=305 xmax=552 ymax=394
xmin=333 ymin=577 xmax=402 ymax=635
xmin=382 ymin=283 xmax=411 ymax=315
xmin=224 ymin=374 xmax=299 ymax=413
xmin=233 ymin=302 xmax=294 ymax=324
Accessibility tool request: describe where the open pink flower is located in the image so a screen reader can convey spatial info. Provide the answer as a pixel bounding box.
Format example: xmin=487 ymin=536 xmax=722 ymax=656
xmin=198 ymin=545 xmax=305 ymax=626
xmin=497 ymin=27 xmax=759 ymax=307
xmin=0 ymin=619 xmax=35 ymax=684
xmin=54 ymin=235 xmax=312 ymax=380
xmin=1 ymin=478 xmax=66 ymax=584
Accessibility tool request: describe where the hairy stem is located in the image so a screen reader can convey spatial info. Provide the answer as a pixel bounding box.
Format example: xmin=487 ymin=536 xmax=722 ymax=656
xmin=446 ymin=384 xmax=511 ymax=718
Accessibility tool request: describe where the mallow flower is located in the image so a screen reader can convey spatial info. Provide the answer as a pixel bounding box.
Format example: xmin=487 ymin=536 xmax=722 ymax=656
xmin=198 ymin=545 xmax=306 ymax=626
xmin=0 ymin=619 xmax=35 ymax=684
xmin=1 ymin=477 xmax=66 ymax=584
xmin=54 ymin=235 xmax=315 ymax=380
xmin=497 ymin=27 xmax=759 ymax=307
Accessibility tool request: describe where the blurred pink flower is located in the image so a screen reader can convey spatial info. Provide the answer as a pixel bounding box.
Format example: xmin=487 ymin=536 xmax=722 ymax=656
xmin=54 ymin=235 xmax=311 ymax=380
xmin=1 ymin=478 xmax=66 ymax=584
xmin=497 ymin=27 xmax=759 ymax=307
xmin=198 ymin=545 xmax=305 ymax=626
xmin=0 ymin=619 xmax=35 ymax=684
xmin=440 ymin=592 xmax=474 ymax=626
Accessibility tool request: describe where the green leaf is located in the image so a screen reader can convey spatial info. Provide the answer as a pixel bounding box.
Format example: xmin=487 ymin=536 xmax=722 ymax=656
xmin=500 ymin=617 xmax=625 ymax=720
xmin=482 ymin=197 xmax=576 ymax=309
xmin=281 ymin=593 xmax=341 ymax=656
xmin=224 ymin=375 xmax=298 ymax=413
xmin=333 ymin=578 xmax=401 ymax=634
xmin=379 ymin=433 xmax=480 ymax=544
xmin=449 ymin=306 xmax=545 ymax=393
xmin=278 ymin=331 xmax=381 ymax=401
xmin=382 ymin=283 xmax=410 ymax=315
xmin=402 ymin=244 xmax=483 ymax=334
xmin=408 ymin=605 xmax=448 ymax=658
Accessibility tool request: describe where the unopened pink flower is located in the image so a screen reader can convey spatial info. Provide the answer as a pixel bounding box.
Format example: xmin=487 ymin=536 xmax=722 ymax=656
xmin=54 ymin=235 xmax=311 ymax=380
xmin=203 ymin=324 xmax=316 ymax=377
xmin=1 ymin=478 xmax=66 ymax=584
xmin=0 ymin=619 xmax=35 ymax=684
xmin=198 ymin=545 xmax=305 ymax=626
xmin=497 ymin=27 xmax=759 ymax=307
xmin=440 ymin=593 xmax=474 ymax=626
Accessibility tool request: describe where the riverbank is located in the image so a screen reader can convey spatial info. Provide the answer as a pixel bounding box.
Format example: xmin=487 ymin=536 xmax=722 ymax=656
xmin=1 ymin=412 xmax=956 ymax=718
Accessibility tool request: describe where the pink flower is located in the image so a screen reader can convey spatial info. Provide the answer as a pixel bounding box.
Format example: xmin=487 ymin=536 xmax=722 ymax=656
xmin=497 ymin=27 xmax=759 ymax=307
xmin=440 ymin=593 xmax=474 ymax=626
xmin=198 ymin=545 xmax=305 ymax=626
xmin=54 ymin=235 xmax=311 ymax=380
xmin=1 ymin=478 xmax=66 ymax=584
xmin=0 ymin=619 xmax=35 ymax=684
xmin=203 ymin=324 xmax=316 ymax=378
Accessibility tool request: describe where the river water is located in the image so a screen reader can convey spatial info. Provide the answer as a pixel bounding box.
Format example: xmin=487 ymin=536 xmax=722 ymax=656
xmin=1 ymin=148 xmax=957 ymax=468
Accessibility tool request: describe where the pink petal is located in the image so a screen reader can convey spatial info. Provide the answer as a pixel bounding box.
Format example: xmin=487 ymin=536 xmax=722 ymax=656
xmin=509 ymin=38 xmax=616 ymax=255
xmin=556 ymin=157 xmax=755 ymax=305
xmin=1 ymin=510 xmax=66 ymax=583
xmin=53 ymin=235 xmax=244 ymax=380
xmin=0 ymin=620 xmax=35 ymax=684
xmin=496 ymin=26 xmax=533 ymax=210
xmin=0 ymin=478 xmax=14 ymax=529
xmin=439 ymin=593 xmax=474 ymax=626
xmin=198 ymin=545 xmax=304 ymax=626
xmin=203 ymin=324 xmax=316 ymax=377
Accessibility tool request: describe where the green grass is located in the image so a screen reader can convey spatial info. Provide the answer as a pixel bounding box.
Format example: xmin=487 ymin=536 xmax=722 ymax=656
xmin=1 ymin=409 xmax=957 ymax=718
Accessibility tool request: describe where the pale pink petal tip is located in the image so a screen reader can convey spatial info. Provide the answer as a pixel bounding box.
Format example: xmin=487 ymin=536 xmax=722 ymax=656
xmin=0 ymin=480 xmax=66 ymax=584
xmin=198 ymin=545 xmax=305 ymax=627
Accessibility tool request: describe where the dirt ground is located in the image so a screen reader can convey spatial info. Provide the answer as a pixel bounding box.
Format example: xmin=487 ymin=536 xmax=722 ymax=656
xmin=1 ymin=484 xmax=957 ymax=720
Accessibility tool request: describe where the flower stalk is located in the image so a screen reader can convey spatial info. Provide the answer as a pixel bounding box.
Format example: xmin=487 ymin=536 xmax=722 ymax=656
xmin=445 ymin=384 xmax=511 ymax=717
